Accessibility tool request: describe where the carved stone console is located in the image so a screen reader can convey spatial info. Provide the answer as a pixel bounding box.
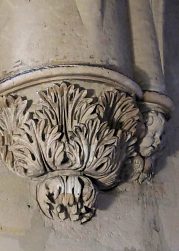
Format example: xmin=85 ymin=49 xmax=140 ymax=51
xmin=0 ymin=0 xmax=173 ymax=223
xmin=0 ymin=75 xmax=144 ymax=223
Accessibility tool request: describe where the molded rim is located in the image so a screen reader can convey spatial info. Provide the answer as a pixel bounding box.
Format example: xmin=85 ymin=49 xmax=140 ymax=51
xmin=0 ymin=65 xmax=143 ymax=98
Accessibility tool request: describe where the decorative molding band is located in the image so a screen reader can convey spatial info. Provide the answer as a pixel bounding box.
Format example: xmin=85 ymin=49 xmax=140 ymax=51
xmin=142 ymin=91 xmax=174 ymax=116
xmin=0 ymin=81 xmax=167 ymax=223
xmin=0 ymin=65 xmax=143 ymax=97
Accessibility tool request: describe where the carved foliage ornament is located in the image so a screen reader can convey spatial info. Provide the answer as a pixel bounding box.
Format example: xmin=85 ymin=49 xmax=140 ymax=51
xmin=0 ymin=82 xmax=164 ymax=223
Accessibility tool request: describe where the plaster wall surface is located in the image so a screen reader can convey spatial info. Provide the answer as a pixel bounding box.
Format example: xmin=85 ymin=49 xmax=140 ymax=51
xmin=0 ymin=1 xmax=178 ymax=251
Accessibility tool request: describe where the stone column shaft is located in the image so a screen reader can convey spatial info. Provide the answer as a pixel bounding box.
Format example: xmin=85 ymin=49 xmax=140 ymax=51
xmin=129 ymin=0 xmax=173 ymax=115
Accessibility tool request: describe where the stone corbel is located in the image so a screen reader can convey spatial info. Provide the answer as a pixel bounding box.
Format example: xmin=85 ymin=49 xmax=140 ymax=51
xmin=0 ymin=67 xmax=173 ymax=223
xmin=0 ymin=69 xmax=173 ymax=223
xmin=0 ymin=65 xmax=146 ymax=223
xmin=0 ymin=0 xmax=173 ymax=224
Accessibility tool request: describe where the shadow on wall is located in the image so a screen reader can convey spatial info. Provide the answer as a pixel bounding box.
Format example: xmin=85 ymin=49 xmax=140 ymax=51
xmin=156 ymin=0 xmax=179 ymax=174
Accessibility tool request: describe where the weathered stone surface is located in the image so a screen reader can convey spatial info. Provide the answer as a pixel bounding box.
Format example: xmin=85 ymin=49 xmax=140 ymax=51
xmin=0 ymin=0 xmax=133 ymax=79
xmin=0 ymin=0 xmax=178 ymax=250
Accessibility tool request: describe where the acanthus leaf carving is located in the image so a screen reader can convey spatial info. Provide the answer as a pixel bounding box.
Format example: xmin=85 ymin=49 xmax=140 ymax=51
xmin=0 ymin=81 xmax=163 ymax=223
xmin=37 ymin=173 xmax=96 ymax=223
